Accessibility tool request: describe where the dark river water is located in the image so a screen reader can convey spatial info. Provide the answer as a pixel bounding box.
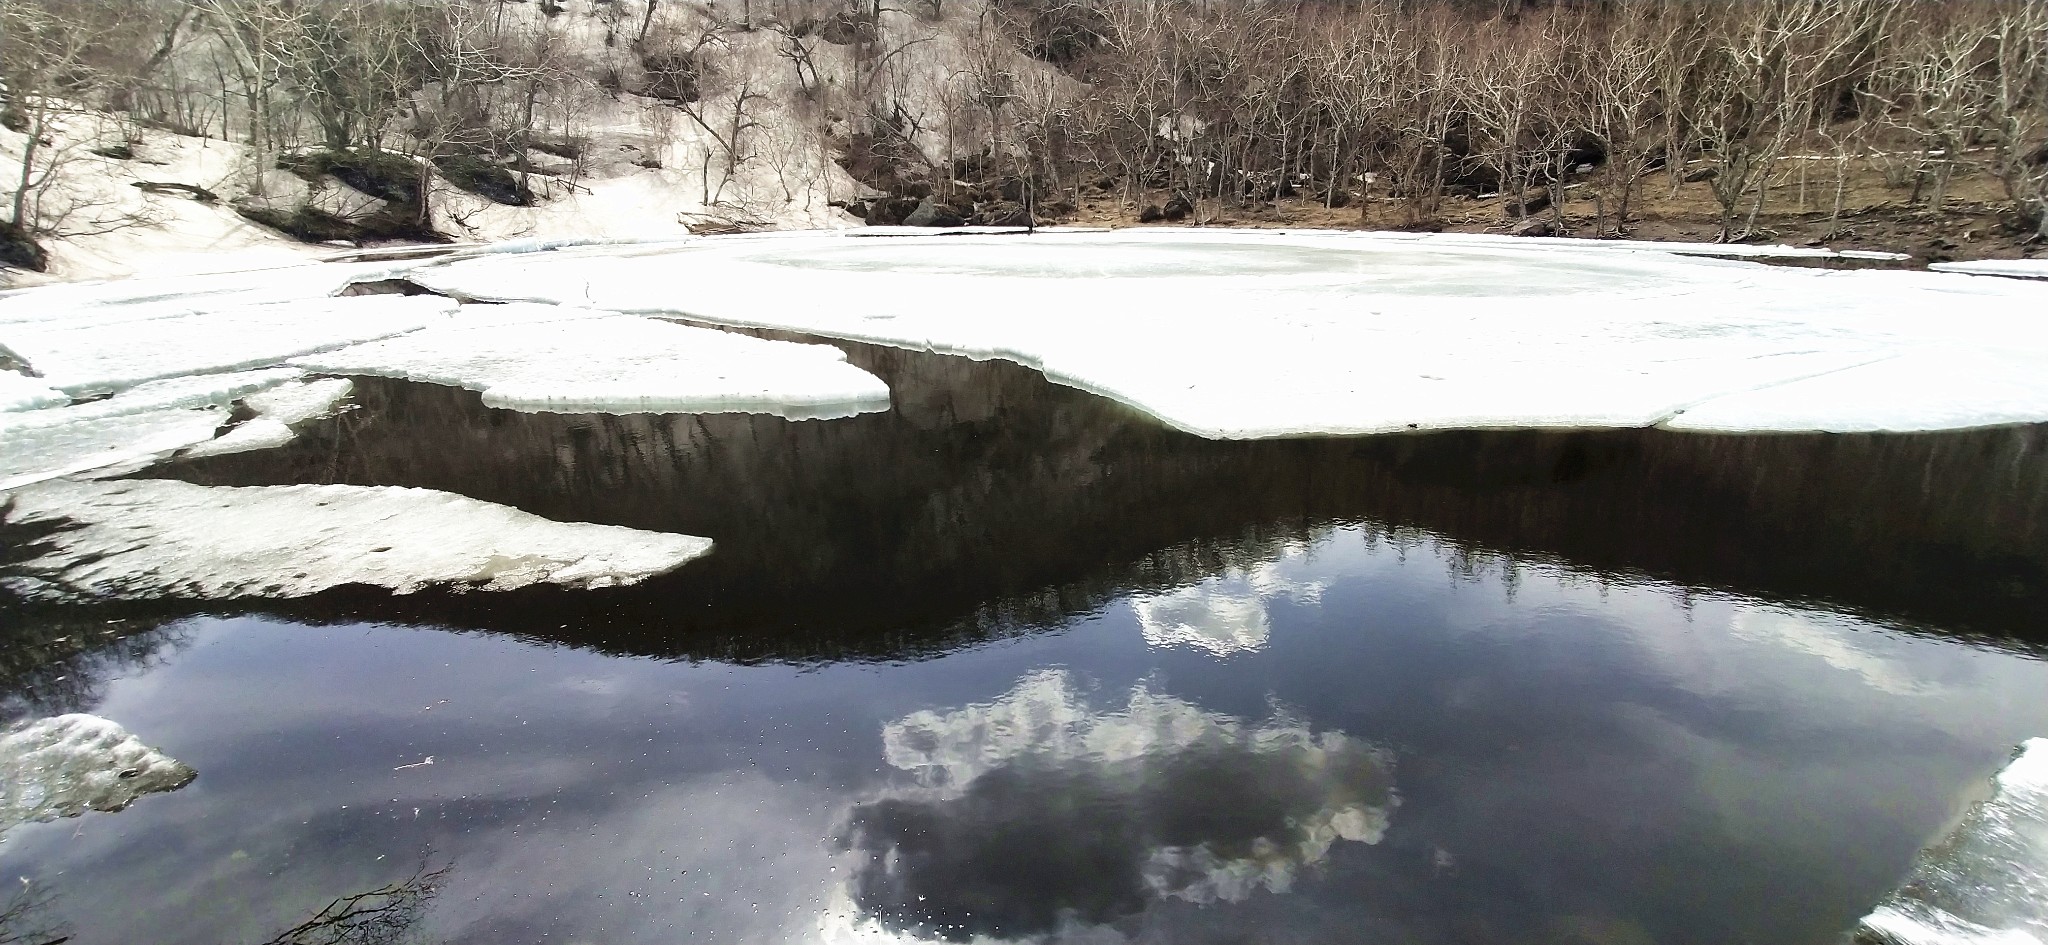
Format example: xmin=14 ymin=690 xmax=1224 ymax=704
xmin=3 ymin=337 xmax=2047 ymax=945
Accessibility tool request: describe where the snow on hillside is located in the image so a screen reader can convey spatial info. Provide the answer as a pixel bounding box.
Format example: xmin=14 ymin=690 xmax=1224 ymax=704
xmin=0 ymin=0 xmax=1065 ymax=285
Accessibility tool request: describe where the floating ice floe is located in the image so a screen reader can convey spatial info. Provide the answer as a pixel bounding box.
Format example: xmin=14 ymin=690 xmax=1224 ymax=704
xmin=843 ymin=670 xmax=1393 ymax=938
xmin=1858 ymin=738 xmax=2048 ymax=945
xmin=1931 ymin=259 xmax=2048 ymax=281
xmin=0 ymin=479 xmax=712 ymax=601
xmin=0 ymin=368 xmax=303 ymax=490
xmin=409 ymin=229 xmax=2048 ymax=437
xmin=292 ymin=303 xmax=890 ymax=417
xmin=0 ymin=714 xmax=196 ymax=832
xmin=178 ymin=377 xmax=354 ymax=459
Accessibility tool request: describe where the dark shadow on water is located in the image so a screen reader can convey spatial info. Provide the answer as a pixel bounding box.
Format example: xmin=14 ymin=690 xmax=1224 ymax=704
xmin=5 ymin=336 xmax=2047 ymax=662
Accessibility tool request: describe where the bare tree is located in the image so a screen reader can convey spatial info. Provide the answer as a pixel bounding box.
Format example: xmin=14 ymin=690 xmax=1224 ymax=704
xmin=1 ymin=0 xmax=150 ymax=267
xmin=258 ymin=860 xmax=452 ymax=945
xmin=1986 ymin=0 xmax=2048 ymax=239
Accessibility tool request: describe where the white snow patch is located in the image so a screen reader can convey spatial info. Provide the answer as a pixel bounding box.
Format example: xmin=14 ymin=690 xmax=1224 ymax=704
xmin=0 ymin=714 xmax=196 ymax=832
xmin=1297 ymin=227 xmax=1911 ymax=261
xmin=0 ymin=371 xmax=65 ymax=412
xmin=0 ymin=294 xmax=455 ymax=395
xmin=1 ymin=479 xmax=712 ymax=601
xmin=411 ymin=229 xmax=2048 ymax=437
xmin=1931 ymin=259 xmax=2048 ymax=281
xmin=292 ymin=303 xmax=889 ymax=417
xmin=1858 ymin=739 xmax=2048 ymax=945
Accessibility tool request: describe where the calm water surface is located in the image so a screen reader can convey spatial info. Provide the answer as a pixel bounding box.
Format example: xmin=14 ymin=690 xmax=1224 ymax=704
xmin=3 ymin=339 xmax=2047 ymax=945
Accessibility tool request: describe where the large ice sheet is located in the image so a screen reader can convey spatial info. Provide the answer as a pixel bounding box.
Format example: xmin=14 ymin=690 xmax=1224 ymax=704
xmin=1 ymin=479 xmax=713 ymax=601
xmin=411 ymin=230 xmax=2048 ymax=437
xmin=0 ymin=294 xmax=455 ymax=395
xmin=0 ymin=714 xmax=196 ymax=832
xmin=1858 ymin=739 xmax=2048 ymax=945
xmin=292 ymin=304 xmax=889 ymax=417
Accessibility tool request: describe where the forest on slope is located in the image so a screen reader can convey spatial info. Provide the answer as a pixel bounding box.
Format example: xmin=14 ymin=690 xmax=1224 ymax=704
xmin=1 ymin=0 xmax=2043 ymax=280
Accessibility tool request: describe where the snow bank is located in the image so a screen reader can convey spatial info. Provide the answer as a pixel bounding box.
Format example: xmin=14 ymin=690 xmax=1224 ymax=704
xmin=293 ymin=303 xmax=889 ymax=417
xmin=0 ymin=714 xmax=196 ymax=832
xmin=1931 ymin=259 xmax=2048 ymax=281
xmin=411 ymin=229 xmax=2048 ymax=437
xmin=1858 ymin=739 xmax=2048 ymax=945
xmin=1 ymin=479 xmax=712 ymax=602
xmin=0 ymin=294 xmax=455 ymax=395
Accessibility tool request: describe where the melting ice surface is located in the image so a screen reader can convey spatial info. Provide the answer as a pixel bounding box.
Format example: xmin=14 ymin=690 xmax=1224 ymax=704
xmin=1859 ymin=739 xmax=2048 ymax=945
xmin=1 ymin=336 xmax=2046 ymax=945
xmin=408 ymin=229 xmax=2048 ymax=437
xmin=2 ymin=479 xmax=712 ymax=601
xmin=292 ymin=303 xmax=891 ymax=417
xmin=0 ymin=714 xmax=195 ymax=831
xmin=0 ymin=234 xmax=2046 ymax=944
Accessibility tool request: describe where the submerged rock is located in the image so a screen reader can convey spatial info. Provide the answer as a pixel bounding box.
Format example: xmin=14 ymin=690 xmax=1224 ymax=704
xmin=0 ymin=714 xmax=195 ymax=831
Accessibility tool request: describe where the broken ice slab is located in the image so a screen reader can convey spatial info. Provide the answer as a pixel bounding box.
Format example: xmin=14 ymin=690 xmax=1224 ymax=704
xmin=1857 ymin=738 xmax=2048 ymax=945
xmin=0 ymin=369 xmax=304 ymax=491
xmin=1931 ymin=259 xmax=2048 ymax=281
xmin=0 ymin=714 xmax=196 ymax=833
xmin=1 ymin=479 xmax=713 ymax=602
xmin=0 ymin=294 xmax=454 ymax=396
xmin=291 ymin=303 xmax=890 ymax=418
xmin=177 ymin=377 xmax=354 ymax=460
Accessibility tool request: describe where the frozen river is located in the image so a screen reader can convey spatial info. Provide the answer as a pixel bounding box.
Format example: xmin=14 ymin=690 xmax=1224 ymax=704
xmin=5 ymin=341 xmax=2047 ymax=945
xmin=3 ymin=231 xmax=2047 ymax=945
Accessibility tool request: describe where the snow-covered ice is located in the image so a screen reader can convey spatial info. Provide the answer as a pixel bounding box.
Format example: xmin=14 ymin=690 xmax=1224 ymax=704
xmin=179 ymin=377 xmax=355 ymax=459
xmin=409 ymin=229 xmax=2048 ymax=438
xmin=0 ymin=714 xmax=196 ymax=832
xmin=1 ymin=479 xmax=713 ymax=602
xmin=1932 ymin=259 xmax=2048 ymax=281
xmin=0 ymin=370 xmax=66 ymax=412
xmin=0 ymin=294 xmax=454 ymax=395
xmin=292 ymin=303 xmax=889 ymax=417
xmin=1858 ymin=738 xmax=2048 ymax=945
xmin=0 ymin=368 xmax=303 ymax=490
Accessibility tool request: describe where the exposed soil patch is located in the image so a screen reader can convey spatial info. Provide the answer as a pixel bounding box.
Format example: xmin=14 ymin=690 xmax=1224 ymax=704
xmin=0 ymin=221 xmax=49 ymax=272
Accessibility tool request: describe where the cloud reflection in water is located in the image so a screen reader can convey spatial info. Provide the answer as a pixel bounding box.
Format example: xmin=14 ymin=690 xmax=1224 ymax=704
xmin=1129 ymin=543 xmax=1327 ymax=656
xmin=839 ymin=670 xmax=1392 ymax=941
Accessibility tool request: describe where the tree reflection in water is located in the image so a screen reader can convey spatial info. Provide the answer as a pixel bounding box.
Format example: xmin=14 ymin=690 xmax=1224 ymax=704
xmin=258 ymin=861 xmax=450 ymax=945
